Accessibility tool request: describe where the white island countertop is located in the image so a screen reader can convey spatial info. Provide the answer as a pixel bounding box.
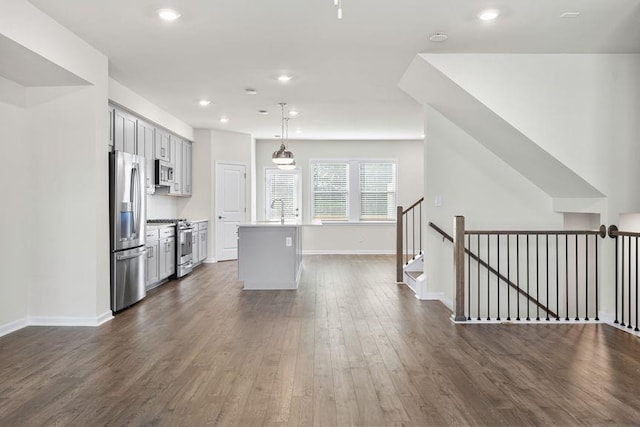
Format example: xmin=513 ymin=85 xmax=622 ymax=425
xmin=239 ymin=220 xmax=322 ymax=228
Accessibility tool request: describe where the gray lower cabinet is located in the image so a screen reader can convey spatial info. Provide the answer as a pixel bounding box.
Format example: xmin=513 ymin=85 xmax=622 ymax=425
xmin=145 ymin=233 xmax=160 ymax=289
xmin=157 ymin=227 xmax=176 ymax=281
xmin=192 ymin=231 xmax=199 ymax=265
xmin=198 ymin=222 xmax=208 ymax=263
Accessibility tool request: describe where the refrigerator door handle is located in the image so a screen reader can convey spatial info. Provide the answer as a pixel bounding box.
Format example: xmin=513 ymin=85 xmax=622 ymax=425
xmin=130 ymin=164 xmax=140 ymax=236
xmin=117 ymin=249 xmax=147 ymax=261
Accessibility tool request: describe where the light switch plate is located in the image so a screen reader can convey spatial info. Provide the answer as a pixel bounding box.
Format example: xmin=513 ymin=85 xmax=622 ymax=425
xmin=435 ymin=195 xmax=443 ymax=207
xmin=286 ymin=237 xmax=292 ymax=247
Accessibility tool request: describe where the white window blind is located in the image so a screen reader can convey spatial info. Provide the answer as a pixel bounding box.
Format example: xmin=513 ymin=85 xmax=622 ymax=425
xmin=311 ymin=162 xmax=349 ymax=221
xmin=359 ymin=162 xmax=397 ymax=221
xmin=265 ymin=169 xmax=300 ymax=221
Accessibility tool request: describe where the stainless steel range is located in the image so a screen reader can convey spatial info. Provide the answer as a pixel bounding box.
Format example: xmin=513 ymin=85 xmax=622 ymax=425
xmin=148 ymin=218 xmax=194 ymax=278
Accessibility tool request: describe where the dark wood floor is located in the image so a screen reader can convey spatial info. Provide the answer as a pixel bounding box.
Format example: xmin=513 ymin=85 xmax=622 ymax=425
xmin=1 ymin=255 xmax=640 ymax=426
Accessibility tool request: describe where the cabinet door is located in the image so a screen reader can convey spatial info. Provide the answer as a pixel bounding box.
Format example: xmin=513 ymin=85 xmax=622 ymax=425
xmin=199 ymin=229 xmax=207 ymax=262
xmin=183 ymin=141 xmax=192 ymax=195
xmin=114 ymin=109 xmax=137 ymax=154
xmin=166 ymin=237 xmax=176 ymax=275
xmin=169 ymin=136 xmax=182 ymax=195
xmin=137 ymin=120 xmax=156 ymax=194
xmin=146 ymin=241 xmax=159 ymax=287
xmin=155 ymin=129 xmax=171 ymax=162
xmin=192 ymin=232 xmax=199 ymax=265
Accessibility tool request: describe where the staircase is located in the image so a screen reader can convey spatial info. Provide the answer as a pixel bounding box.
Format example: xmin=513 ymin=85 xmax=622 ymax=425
xmin=402 ymin=251 xmax=424 ymax=294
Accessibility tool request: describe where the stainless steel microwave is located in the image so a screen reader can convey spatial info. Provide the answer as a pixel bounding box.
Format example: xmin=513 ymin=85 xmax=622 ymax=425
xmin=154 ymin=159 xmax=174 ymax=186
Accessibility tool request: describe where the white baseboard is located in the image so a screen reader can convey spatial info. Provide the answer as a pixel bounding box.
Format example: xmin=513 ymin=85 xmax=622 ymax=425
xmin=29 ymin=311 xmax=114 ymax=327
xmin=0 ymin=311 xmax=113 ymax=337
xmin=453 ymin=318 xmax=603 ymax=325
xmin=607 ymin=321 xmax=640 ymax=337
xmin=204 ymin=257 xmax=217 ymax=263
xmin=302 ymin=250 xmax=395 ymax=255
xmin=0 ymin=318 xmax=29 ymax=338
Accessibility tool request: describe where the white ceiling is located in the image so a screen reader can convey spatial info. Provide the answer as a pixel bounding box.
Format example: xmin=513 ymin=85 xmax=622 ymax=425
xmin=27 ymin=0 xmax=640 ymax=140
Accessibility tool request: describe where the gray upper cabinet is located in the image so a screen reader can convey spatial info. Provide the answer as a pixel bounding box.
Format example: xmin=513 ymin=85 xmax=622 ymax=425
xmin=155 ymin=129 xmax=171 ymax=162
xmin=108 ymin=103 xmax=193 ymax=197
xmin=183 ymin=141 xmax=192 ymax=196
xmin=137 ymin=119 xmax=156 ymax=194
xmin=113 ymin=108 xmax=137 ymax=155
xmin=169 ymin=136 xmax=183 ymax=195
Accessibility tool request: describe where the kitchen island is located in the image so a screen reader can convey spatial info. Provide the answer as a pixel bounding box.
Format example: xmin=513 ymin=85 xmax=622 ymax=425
xmin=237 ymin=221 xmax=320 ymax=290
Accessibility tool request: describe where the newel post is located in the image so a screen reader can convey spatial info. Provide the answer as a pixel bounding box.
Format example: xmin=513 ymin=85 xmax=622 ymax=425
xmin=396 ymin=206 xmax=404 ymax=283
xmin=453 ymin=215 xmax=466 ymax=322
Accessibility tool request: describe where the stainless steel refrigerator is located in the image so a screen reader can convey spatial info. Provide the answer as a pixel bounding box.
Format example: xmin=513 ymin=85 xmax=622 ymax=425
xmin=109 ymin=151 xmax=147 ymax=312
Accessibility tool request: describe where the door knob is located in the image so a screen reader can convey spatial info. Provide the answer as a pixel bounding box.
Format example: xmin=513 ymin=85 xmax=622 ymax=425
xmin=218 ymin=216 xmax=226 ymax=219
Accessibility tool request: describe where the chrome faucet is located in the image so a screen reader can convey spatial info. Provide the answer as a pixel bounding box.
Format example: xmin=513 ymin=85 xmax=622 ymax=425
xmin=271 ymin=198 xmax=285 ymax=224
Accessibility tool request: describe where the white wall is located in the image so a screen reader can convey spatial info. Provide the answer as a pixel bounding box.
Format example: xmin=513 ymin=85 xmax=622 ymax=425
xmin=0 ymin=101 xmax=29 ymax=330
xmin=255 ymin=139 xmax=424 ymax=253
xmin=109 ymin=78 xmax=193 ymax=141
xmin=178 ymin=128 xmax=253 ymax=261
xmin=0 ymin=0 xmax=110 ymax=333
xmin=424 ymin=106 xmax=563 ymax=304
xmin=415 ymin=54 xmax=640 ymax=317
xmin=422 ymin=54 xmax=640 ymax=223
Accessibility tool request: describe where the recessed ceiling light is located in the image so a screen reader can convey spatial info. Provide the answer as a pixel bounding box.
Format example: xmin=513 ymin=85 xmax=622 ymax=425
xmin=429 ymin=32 xmax=448 ymax=42
xmin=274 ymin=134 xmax=281 ymax=138
xmin=245 ymin=88 xmax=257 ymax=95
xmin=198 ymin=99 xmax=211 ymax=107
xmin=289 ymin=110 xmax=300 ymax=117
xmin=560 ymin=12 xmax=580 ymax=19
xmin=295 ymin=129 xmax=303 ymax=134
xmin=277 ymin=75 xmax=293 ymax=83
xmin=157 ymin=8 xmax=181 ymax=21
xmin=220 ymin=116 xmax=229 ymax=123
xmin=258 ymin=110 xmax=269 ymax=115
xmin=478 ymin=9 xmax=499 ymax=21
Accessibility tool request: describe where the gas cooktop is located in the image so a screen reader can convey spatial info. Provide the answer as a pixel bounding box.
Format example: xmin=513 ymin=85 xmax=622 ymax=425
xmin=147 ymin=218 xmax=188 ymax=224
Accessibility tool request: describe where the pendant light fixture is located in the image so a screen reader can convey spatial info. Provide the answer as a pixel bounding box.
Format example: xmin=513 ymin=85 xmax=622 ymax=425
xmin=278 ymin=115 xmax=296 ymax=170
xmin=272 ymin=103 xmax=294 ymax=165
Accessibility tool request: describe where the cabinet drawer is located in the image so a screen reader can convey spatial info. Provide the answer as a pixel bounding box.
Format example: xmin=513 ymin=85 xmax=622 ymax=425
xmin=145 ymin=229 xmax=160 ymax=240
xmin=198 ymin=221 xmax=208 ymax=231
xmin=160 ymin=227 xmax=175 ymax=238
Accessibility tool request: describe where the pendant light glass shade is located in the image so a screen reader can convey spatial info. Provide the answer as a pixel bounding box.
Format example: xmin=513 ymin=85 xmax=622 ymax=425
xmin=278 ymin=160 xmax=296 ymax=170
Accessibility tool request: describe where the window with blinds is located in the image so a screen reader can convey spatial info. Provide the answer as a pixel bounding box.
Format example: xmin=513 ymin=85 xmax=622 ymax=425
xmin=311 ymin=159 xmax=397 ymax=222
xmin=359 ymin=162 xmax=397 ymax=220
xmin=311 ymin=162 xmax=349 ymax=221
xmin=265 ymin=169 xmax=300 ymax=221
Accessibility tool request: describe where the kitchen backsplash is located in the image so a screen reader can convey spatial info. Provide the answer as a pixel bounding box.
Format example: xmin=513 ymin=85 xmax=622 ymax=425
xmin=147 ymin=194 xmax=178 ymax=219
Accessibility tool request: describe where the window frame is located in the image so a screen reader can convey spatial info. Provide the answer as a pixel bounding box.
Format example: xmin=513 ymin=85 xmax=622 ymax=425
xmin=310 ymin=158 xmax=397 ymax=224
xmin=264 ymin=167 xmax=302 ymax=222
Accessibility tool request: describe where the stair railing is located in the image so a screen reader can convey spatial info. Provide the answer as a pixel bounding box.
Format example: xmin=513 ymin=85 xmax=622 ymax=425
xmin=396 ymin=197 xmax=424 ymax=282
xmin=434 ymin=217 xmax=606 ymax=322
xmin=608 ymin=225 xmax=640 ymax=331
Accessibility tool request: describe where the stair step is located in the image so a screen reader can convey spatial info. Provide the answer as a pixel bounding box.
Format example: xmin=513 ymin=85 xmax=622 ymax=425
xmin=406 ymin=271 xmax=422 ymax=280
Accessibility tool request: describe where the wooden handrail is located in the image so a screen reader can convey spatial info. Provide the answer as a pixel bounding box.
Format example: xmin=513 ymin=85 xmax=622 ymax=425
xmin=466 ymin=225 xmax=606 ymax=237
xmin=429 ymin=221 xmax=558 ymax=319
xmin=402 ymin=197 xmax=424 ymax=215
xmin=608 ymin=225 xmax=640 ymax=238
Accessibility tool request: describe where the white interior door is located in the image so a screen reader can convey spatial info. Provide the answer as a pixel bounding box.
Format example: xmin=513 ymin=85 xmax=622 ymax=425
xmin=215 ymin=162 xmax=247 ymax=261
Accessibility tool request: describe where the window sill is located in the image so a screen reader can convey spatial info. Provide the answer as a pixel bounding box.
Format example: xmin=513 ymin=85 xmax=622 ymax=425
xmin=312 ymin=221 xmax=396 ymax=226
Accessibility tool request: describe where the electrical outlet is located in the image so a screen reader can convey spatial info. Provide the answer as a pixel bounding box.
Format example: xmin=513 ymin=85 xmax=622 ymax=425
xmin=286 ymin=237 xmax=292 ymax=247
